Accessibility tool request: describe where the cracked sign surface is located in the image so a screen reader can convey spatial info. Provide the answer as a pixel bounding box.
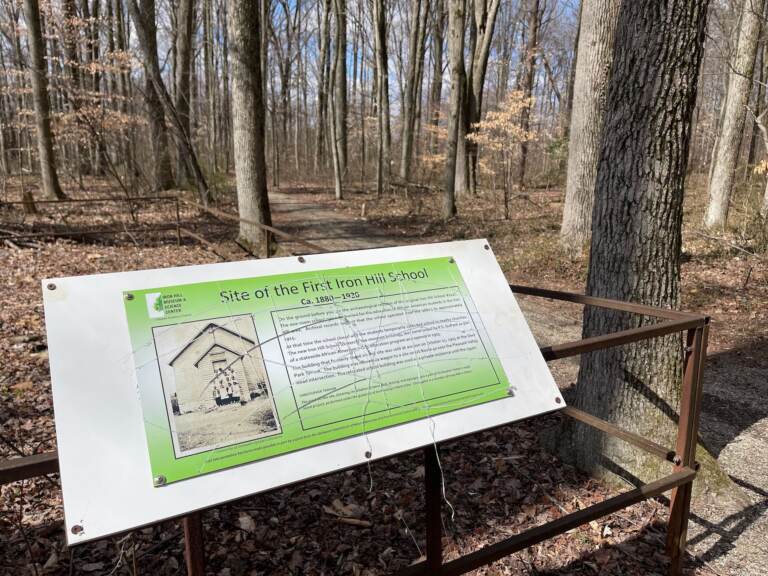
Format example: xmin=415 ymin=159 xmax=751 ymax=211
xmin=43 ymin=240 xmax=562 ymax=543
xmin=125 ymin=257 xmax=511 ymax=484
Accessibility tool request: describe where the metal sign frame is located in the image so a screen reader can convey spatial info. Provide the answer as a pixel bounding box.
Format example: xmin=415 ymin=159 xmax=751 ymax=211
xmin=0 ymin=283 xmax=708 ymax=576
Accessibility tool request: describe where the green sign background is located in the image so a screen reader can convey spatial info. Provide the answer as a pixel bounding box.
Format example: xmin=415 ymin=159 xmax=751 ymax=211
xmin=123 ymin=257 xmax=510 ymax=484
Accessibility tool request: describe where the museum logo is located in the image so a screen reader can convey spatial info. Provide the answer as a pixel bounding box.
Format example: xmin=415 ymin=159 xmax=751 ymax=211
xmin=146 ymin=293 xmax=165 ymax=318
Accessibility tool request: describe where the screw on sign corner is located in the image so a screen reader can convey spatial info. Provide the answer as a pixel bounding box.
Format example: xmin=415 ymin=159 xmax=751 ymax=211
xmin=484 ymin=244 xmax=490 ymax=251
xmin=46 ymin=283 xmax=56 ymax=291
xmin=154 ymin=475 xmax=167 ymax=487
xmin=71 ymin=524 xmax=84 ymax=535
xmin=125 ymin=293 xmax=135 ymax=301
xmin=555 ymin=397 xmax=562 ymax=404
xmin=365 ymin=450 xmax=372 ymax=459
xmin=298 ymin=256 xmax=306 ymax=263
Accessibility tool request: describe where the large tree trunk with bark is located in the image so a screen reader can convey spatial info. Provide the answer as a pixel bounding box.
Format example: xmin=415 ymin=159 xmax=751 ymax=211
xmin=705 ymin=0 xmax=765 ymax=229
xmin=228 ymin=0 xmax=272 ymax=254
xmin=442 ymin=0 xmax=465 ymax=219
xmin=23 ymin=0 xmax=65 ymax=199
xmin=138 ymin=0 xmax=175 ymax=191
xmin=558 ymin=0 xmax=731 ymax=494
xmin=427 ymin=0 xmax=446 ymax=155
xmin=559 ymin=0 xmax=621 ymax=254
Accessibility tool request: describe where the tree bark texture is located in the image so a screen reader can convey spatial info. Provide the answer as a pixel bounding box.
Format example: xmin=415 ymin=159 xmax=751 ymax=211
xmin=705 ymin=0 xmax=765 ymax=229
xmin=372 ymin=0 xmax=391 ymax=194
xmin=333 ymin=0 xmax=347 ymax=175
xmin=442 ymin=0 xmax=465 ymax=219
xmin=561 ymin=0 xmax=713 ymax=487
xmin=228 ymin=0 xmax=272 ymax=254
xmin=138 ymin=0 xmax=175 ymax=191
xmin=23 ymin=0 xmax=65 ymax=199
xmin=399 ymin=0 xmax=429 ymax=181
xmin=559 ymin=0 xmax=621 ymax=253
xmin=513 ymin=0 xmax=540 ymax=191
xmin=175 ymin=0 xmax=195 ymax=183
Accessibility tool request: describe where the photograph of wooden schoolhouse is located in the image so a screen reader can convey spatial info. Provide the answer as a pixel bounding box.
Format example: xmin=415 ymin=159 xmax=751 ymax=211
xmin=152 ymin=314 xmax=281 ymax=456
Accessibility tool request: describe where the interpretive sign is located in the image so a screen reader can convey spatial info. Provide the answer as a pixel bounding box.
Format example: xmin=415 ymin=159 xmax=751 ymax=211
xmin=44 ymin=240 xmax=562 ymax=544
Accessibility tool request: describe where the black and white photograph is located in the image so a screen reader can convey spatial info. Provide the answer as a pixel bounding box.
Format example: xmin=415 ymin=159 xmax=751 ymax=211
xmin=152 ymin=314 xmax=281 ymax=456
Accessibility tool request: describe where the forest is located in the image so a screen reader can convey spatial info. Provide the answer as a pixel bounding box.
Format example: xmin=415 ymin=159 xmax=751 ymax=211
xmin=0 ymin=0 xmax=767 ymax=574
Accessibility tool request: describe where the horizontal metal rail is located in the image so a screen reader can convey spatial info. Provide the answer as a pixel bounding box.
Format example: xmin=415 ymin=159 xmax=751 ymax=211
xmin=399 ymin=467 xmax=697 ymax=576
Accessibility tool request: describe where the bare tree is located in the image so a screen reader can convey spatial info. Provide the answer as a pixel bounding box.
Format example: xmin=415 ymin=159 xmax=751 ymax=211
xmin=372 ymin=0 xmax=391 ymax=194
xmin=22 ymin=0 xmax=66 ymax=199
xmin=559 ymin=0 xmax=621 ymax=253
xmin=175 ymin=0 xmax=195 ymax=183
xmin=138 ymin=0 xmax=175 ymax=191
xmin=228 ymin=0 xmax=272 ymax=254
xmin=706 ymin=0 xmax=765 ymax=229
xmin=442 ymin=0 xmax=465 ymax=219
xmin=399 ymin=0 xmax=429 ymax=182
xmin=333 ymin=0 xmax=347 ymax=176
xmin=513 ymin=0 xmax=540 ymax=191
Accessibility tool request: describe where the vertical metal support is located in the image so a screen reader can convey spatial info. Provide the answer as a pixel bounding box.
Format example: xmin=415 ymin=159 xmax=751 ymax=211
xmin=425 ymin=446 xmax=443 ymax=573
xmin=175 ymin=199 xmax=182 ymax=246
xmin=183 ymin=512 xmax=206 ymax=576
xmin=667 ymin=323 xmax=708 ymax=575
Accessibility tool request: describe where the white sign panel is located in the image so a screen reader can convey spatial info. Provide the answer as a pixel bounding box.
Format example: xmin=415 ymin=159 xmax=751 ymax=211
xmin=43 ymin=239 xmax=562 ymax=544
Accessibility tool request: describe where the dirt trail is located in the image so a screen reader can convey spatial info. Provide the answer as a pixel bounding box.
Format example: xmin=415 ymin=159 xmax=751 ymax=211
xmin=269 ymin=188 xmax=767 ymax=575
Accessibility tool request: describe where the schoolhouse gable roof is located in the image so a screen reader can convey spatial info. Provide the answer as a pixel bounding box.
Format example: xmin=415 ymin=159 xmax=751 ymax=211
xmin=168 ymin=322 xmax=256 ymax=366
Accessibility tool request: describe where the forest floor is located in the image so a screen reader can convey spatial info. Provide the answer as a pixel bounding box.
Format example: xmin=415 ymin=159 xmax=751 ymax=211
xmin=0 ymin=174 xmax=766 ymax=575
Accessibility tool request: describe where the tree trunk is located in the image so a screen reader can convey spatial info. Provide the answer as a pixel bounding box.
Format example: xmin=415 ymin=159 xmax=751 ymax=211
xmin=559 ymin=0 xmax=621 ymax=254
xmin=372 ymin=0 xmax=391 ymax=195
xmin=558 ymin=0 xmax=730 ymax=493
xmin=513 ymin=0 xmax=540 ymax=191
xmin=442 ymin=0 xmax=465 ymax=219
xmin=175 ymin=0 xmax=195 ymax=184
xmin=128 ymin=0 xmax=210 ymax=204
xmin=138 ymin=0 xmax=175 ymax=191
xmin=22 ymin=0 xmax=65 ymax=199
xmin=399 ymin=0 xmax=429 ymax=182
xmin=333 ymin=0 xmax=347 ymax=175
xmin=705 ymin=0 xmax=765 ymax=229
xmin=427 ymin=0 xmax=446 ymax=155
xmin=228 ymin=0 xmax=272 ymax=255
xmin=314 ymin=0 xmax=332 ymax=172
xmin=561 ymin=0 xmax=582 ymax=141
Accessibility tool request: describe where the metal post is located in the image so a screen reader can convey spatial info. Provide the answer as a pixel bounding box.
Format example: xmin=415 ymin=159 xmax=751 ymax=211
xmin=425 ymin=446 xmax=443 ymax=573
xmin=667 ymin=323 xmax=708 ymax=575
xmin=175 ymin=199 xmax=182 ymax=246
xmin=183 ymin=512 xmax=206 ymax=576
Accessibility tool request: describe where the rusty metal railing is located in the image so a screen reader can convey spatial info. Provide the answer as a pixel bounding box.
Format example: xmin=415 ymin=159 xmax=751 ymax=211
xmin=0 ymin=284 xmax=709 ymax=576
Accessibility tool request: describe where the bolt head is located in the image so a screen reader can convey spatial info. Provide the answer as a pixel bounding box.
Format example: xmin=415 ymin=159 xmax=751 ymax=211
xmin=555 ymin=397 xmax=562 ymax=404
xmin=46 ymin=283 xmax=56 ymax=291
xmin=153 ymin=475 xmax=167 ymax=487
xmin=298 ymin=256 xmax=306 ymax=263
xmin=71 ymin=524 xmax=84 ymax=535
xmin=364 ymin=450 xmax=372 ymax=459
xmin=125 ymin=293 xmax=134 ymax=301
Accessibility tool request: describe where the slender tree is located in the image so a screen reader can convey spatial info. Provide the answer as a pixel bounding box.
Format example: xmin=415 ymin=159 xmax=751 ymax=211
xmin=513 ymin=0 xmax=540 ymax=191
xmin=138 ymin=0 xmax=175 ymax=191
xmin=399 ymin=0 xmax=429 ymax=181
xmin=228 ymin=0 xmax=272 ymax=254
xmin=442 ymin=0 xmax=465 ymax=219
xmin=372 ymin=0 xmax=391 ymax=194
xmin=559 ymin=0 xmax=621 ymax=253
xmin=333 ymin=0 xmax=347 ymax=175
xmin=706 ymin=0 xmax=765 ymax=229
xmin=22 ymin=0 xmax=66 ymax=199
xmin=175 ymin=0 xmax=195 ymax=183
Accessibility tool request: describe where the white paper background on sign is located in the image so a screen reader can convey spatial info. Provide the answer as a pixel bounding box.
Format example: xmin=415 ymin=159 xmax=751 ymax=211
xmin=43 ymin=239 xmax=563 ymax=544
